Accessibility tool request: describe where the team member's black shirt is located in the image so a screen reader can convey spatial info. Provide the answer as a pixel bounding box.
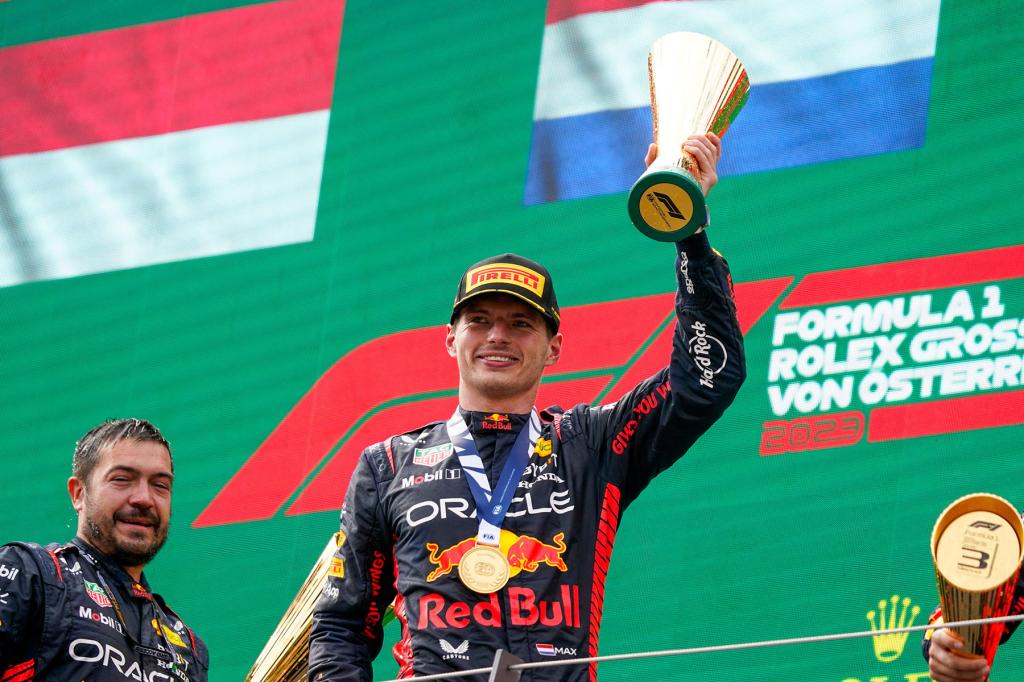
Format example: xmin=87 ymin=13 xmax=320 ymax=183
xmin=0 ymin=538 xmax=209 ymax=681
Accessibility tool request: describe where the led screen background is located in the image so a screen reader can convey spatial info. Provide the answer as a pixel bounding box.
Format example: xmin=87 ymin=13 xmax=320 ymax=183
xmin=1 ymin=1 xmax=1023 ymax=679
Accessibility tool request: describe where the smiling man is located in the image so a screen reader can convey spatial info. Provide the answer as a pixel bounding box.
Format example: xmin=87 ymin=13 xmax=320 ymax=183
xmin=309 ymin=134 xmax=746 ymax=681
xmin=0 ymin=418 xmax=209 ymax=681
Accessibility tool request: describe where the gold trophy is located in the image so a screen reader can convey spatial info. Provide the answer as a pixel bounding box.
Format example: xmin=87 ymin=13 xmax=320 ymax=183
xmin=628 ymin=32 xmax=750 ymax=241
xmin=931 ymin=493 xmax=1024 ymax=666
xmin=245 ymin=533 xmax=342 ymax=682
xmin=245 ymin=533 xmax=396 ymax=682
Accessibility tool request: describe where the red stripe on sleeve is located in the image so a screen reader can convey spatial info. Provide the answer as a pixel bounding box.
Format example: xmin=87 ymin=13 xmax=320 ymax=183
xmin=588 ymin=484 xmax=621 ymax=682
xmin=391 ymin=543 xmax=415 ymax=678
xmin=1 ymin=660 xmax=34 ymax=681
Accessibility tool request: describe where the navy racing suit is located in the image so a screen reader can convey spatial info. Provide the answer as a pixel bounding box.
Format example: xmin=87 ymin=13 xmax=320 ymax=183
xmin=309 ymin=232 xmax=746 ymax=681
xmin=0 ymin=538 xmax=209 ymax=681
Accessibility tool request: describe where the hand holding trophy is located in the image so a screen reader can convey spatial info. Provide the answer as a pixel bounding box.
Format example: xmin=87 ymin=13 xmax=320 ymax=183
xmin=245 ymin=533 xmax=394 ymax=682
xmin=628 ymin=32 xmax=750 ymax=241
xmin=930 ymin=493 xmax=1024 ymax=672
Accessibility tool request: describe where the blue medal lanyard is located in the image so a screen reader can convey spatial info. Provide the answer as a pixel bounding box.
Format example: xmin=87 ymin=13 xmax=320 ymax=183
xmin=445 ymin=409 xmax=541 ymax=546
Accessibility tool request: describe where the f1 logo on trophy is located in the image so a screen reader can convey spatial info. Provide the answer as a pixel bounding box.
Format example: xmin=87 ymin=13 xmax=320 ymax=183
xmin=628 ymin=32 xmax=750 ymax=241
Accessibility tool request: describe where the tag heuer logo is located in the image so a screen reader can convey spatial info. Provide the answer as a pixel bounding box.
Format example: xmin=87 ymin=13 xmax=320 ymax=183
xmin=85 ymin=580 xmax=112 ymax=608
xmin=413 ymin=443 xmax=453 ymax=466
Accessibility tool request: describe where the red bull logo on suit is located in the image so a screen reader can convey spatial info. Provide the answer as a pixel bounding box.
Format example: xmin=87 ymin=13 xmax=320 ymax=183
xmin=418 ymin=585 xmax=581 ymax=630
xmin=425 ymin=530 xmax=568 ymax=582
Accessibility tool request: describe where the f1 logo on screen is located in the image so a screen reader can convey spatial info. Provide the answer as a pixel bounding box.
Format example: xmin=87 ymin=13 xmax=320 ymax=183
xmin=193 ymin=243 xmax=1024 ymax=528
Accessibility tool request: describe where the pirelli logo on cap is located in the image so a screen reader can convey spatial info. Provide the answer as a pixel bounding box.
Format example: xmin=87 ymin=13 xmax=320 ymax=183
xmin=466 ymin=263 xmax=545 ymax=297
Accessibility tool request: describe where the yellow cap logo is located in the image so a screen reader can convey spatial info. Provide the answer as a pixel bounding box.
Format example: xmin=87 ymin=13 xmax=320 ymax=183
xmin=466 ymin=263 xmax=545 ymax=298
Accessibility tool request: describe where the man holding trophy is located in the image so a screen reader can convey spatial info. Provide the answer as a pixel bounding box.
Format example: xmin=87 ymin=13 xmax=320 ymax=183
xmin=925 ymin=500 xmax=1024 ymax=682
xmin=926 ymin=620 xmax=1022 ymax=682
xmin=303 ymin=32 xmax=748 ymax=681
xmin=307 ymin=130 xmax=744 ymax=680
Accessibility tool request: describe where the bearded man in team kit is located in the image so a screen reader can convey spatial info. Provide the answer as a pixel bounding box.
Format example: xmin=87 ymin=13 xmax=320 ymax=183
xmin=0 ymin=419 xmax=209 ymax=681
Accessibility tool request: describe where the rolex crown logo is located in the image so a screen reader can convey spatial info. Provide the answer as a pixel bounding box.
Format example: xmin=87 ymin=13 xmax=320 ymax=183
xmin=866 ymin=594 xmax=921 ymax=662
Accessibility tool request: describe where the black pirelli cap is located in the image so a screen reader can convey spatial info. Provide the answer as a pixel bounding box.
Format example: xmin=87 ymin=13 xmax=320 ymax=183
xmin=450 ymin=253 xmax=560 ymax=332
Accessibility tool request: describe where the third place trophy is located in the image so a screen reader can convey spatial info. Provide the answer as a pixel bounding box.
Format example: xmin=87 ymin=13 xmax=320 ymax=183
xmin=931 ymin=493 xmax=1024 ymax=666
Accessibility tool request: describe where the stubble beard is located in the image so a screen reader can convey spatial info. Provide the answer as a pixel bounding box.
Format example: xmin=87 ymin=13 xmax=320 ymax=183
xmin=84 ymin=503 xmax=169 ymax=569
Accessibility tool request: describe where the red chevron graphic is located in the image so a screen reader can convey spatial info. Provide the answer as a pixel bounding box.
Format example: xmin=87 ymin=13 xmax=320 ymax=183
xmin=193 ymin=278 xmax=790 ymax=527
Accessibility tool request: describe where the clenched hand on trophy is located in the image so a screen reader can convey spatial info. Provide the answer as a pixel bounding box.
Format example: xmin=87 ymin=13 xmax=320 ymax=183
xmin=643 ymin=132 xmax=722 ymax=200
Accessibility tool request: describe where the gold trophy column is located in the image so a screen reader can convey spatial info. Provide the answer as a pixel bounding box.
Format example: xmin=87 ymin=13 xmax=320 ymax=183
xmin=931 ymin=493 xmax=1024 ymax=665
xmin=628 ymin=32 xmax=749 ymax=241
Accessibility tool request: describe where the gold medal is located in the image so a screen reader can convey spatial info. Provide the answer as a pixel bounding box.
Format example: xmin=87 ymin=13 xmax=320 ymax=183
xmin=458 ymin=544 xmax=510 ymax=594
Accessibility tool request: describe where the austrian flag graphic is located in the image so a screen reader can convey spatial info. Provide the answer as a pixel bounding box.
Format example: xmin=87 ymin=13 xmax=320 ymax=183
xmin=0 ymin=0 xmax=344 ymax=288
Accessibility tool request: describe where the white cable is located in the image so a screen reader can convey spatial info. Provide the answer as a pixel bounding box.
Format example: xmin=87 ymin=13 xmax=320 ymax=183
xmin=380 ymin=613 xmax=1024 ymax=682
xmin=516 ymin=613 xmax=1024 ymax=670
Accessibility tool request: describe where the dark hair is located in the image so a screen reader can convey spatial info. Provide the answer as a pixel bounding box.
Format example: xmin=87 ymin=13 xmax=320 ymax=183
xmin=72 ymin=418 xmax=172 ymax=484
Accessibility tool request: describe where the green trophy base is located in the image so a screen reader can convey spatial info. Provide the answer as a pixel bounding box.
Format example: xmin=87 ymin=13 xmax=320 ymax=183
xmin=627 ymin=166 xmax=706 ymax=242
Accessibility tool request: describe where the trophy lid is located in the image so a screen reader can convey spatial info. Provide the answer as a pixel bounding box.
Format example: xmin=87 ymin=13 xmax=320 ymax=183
xmin=931 ymin=493 xmax=1024 ymax=592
